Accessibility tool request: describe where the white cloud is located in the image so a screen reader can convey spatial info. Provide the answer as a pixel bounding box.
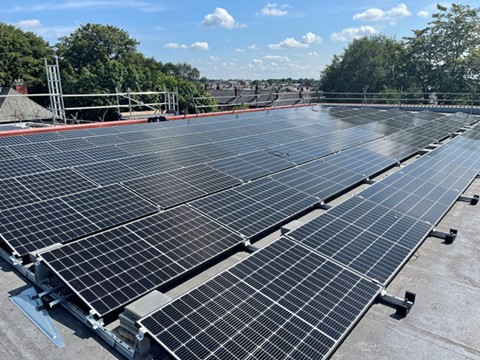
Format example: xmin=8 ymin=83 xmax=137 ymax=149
xmin=330 ymin=26 xmax=378 ymax=42
xmin=302 ymin=32 xmax=322 ymax=44
xmin=164 ymin=42 xmax=188 ymax=49
xmin=308 ymin=51 xmax=319 ymax=57
xmin=264 ymin=55 xmax=291 ymax=62
xmin=15 ymin=19 xmax=42 ymax=28
xmin=353 ymin=4 xmax=411 ymax=25
xmin=234 ymin=48 xmax=246 ymax=52
xmin=210 ymin=55 xmax=221 ymax=61
xmin=191 ymin=41 xmax=209 ymax=51
xmin=253 ymin=58 xmax=263 ymax=64
xmin=417 ymin=10 xmax=429 ymax=18
xmin=269 ymin=32 xmax=322 ymax=49
xmin=201 ymin=7 xmax=239 ymax=29
xmin=257 ymin=3 xmax=288 ymax=16
xmin=248 ymin=44 xmax=260 ymax=50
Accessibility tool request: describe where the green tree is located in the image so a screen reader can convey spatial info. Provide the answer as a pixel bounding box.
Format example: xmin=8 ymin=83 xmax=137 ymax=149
xmin=56 ymin=23 xmax=212 ymax=119
xmin=319 ymin=35 xmax=403 ymax=93
xmin=0 ymin=23 xmax=54 ymax=93
xmin=403 ymin=4 xmax=480 ymax=93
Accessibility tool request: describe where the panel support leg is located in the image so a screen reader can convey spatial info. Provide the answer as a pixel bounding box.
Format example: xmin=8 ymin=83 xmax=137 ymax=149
xmin=378 ymin=290 xmax=416 ymax=318
xmin=430 ymin=228 xmax=458 ymax=244
xmin=458 ymin=194 xmax=479 ymax=205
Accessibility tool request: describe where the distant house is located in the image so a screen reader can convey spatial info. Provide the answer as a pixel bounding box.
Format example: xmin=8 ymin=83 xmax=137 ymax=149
xmin=0 ymin=87 xmax=52 ymax=123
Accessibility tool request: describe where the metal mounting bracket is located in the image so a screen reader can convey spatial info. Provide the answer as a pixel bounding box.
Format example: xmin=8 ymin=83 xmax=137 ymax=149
xmin=365 ymin=179 xmax=376 ymax=185
xmin=87 ymin=310 xmax=104 ymax=330
xmin=318 ymin=203 xmax=333 ymax=210
xmin=30 ymin=284 xmax=64 ymax=301
xmin=378 ymin=289 xmax=416 ymax=318
xmin=459 ymin=194 xmax=479 ymax=205
xmin=430 ymin=228 xmax=458 ymax=244
xmin=134 ymin=327 xmax=152 ymax=360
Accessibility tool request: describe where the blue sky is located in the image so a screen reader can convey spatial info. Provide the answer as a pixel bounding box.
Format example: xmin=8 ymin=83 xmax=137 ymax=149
xmin=2 ymin=1 xmax=478 ymax=80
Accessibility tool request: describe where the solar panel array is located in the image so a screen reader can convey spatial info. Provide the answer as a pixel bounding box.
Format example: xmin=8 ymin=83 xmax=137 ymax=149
xmin=0 ymin=107 xmax=478 ymax=358
xmin=139 ymin=122 xmax=480 ymax=360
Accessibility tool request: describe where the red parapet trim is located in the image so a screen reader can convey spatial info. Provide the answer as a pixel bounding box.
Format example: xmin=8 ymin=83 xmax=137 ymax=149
xmin=0 ymin=104 xmax=315 ymax=137
xmin=0 ymin=118 xmax=148 ymax=138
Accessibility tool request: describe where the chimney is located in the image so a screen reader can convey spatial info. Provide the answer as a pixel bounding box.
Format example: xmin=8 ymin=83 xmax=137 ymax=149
xmin=12 ymin=79 xmax=28 ymax=94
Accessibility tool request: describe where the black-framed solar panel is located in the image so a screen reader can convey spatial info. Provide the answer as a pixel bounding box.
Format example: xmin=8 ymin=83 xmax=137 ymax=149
xmin=0 ymin=198 xmax=100 ymax=256
xmin=116 ymin=141 xmax=160 ymax=155
xmin=39 ymin=205 xmax=244 ymax=316
xmin=23 ymin=132 xmax=65 ymax=142
xmin=215 ymin=138 xmax=258 ymax=154
xmin=123 ymin=172 xmax=207 ymax=209
xmin=0 ymin=135 xmax=29 ymax=146
xmin=60 ymin=129 xmax=96 ymax=139
xmin=37 ymin=150 xmax=97 ymax=169
xmin=74 ymin=160 xmax=144 ymax=185
xmin=169 ymin=164 xmax=241 ymax=194
xmin=0 ymin=184 xmax=157 ymax=256
xmin=0 ymin=146 xmax=17 ymax=160
xmin=17 ymin=168 xmax=97 ymax=200
xmin=47 ymin=138 xmax=96 ymax=151
xmin=156 ymin=147 xmax=210 ymax=167
xmin=123 ymin=164 xmax=240 ymax=209
xmin=0 ymin=157 xmax=52 ymax=179
xmin=287 ymin=196 xmax=433 ymax=285
xmin=189 ymin=143 xmax=237 ymax=161
xmin=85 ymin=134 xmax=124 ymax=146
xmin=61 ymin=184 xmax=158 ymax=227
xmin=139 ymin=237 xmax=382 ymax=360
xmin=359 ymin=179 xmax=460 ymax=225
xmin=207 ymin=156 xmax=270 ymax=181
xmin=120 ymin=153 xmax=179 ymax=176
xmin=79 ymin=145 xmax=131 ymax=162
xmin=8 ymin=141 xmax=60 ymax=156
xmin=190 ymin=178 xmax=319 ymax=238
xmin=0 ymin=178 xmax=39 ymax=211
xmin=115 ymin=131 xmax=153 ymax=142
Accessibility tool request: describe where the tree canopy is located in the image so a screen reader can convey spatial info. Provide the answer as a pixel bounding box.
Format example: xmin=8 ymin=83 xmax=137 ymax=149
xmin=0 ymin=23 xmax=54 ymax=93
xmin=320 ymin=3 xmax=480 ymax=95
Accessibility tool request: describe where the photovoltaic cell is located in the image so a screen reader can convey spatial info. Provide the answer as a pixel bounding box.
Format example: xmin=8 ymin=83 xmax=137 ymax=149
xmin=190 ymin=178 xmax=319 ymax=238
xmin=139 ymin=237 xmax=381 ymax=360
xmin=17 ymin=168 xmax=97 ymax=200
xmin=0 ymin=184 xmax=157 ymax=256
xmin=37 ymin=150 xmax=97 ymax=169
xmin=0 ymin=178 xmax=39 ymax=211
xmin=287 ymin=196 xmax=433 ymax=285
xmin=39 ymin=206 xmax=244 ymax=316
xmin=0 ymin=157 xmax=52 ymax=179
xmin=74 ymin=160 xmax=144 ymax=185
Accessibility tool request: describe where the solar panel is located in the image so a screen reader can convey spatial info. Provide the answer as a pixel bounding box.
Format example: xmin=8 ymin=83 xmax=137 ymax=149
xmin=17 ymin=168 xmax=97 ymax=200
xmin=359 ymin=173 xmax=462 ymax=224
xmin=287 ymin=196 xmax=433 ymax=285
xmin=8 ymin=142 xmax=60 ymax=156
xmin=37 ymin=150 xmax=97 ymax=169
xmin=39 ymin=206 xmax=244 ymax=316
xmin=139 ymin=237 xmax=381 ymax=360
xmin=0 ymin=157 xmax=52 ymax=179
xmin=0 ymin=184 xmax=158 ymax=256
xmin=74 ymin=160 xmax=144 ymax=185
xmin=123 ymin=172 xmax=206 ymax=209
xmin=47 ymin=138 xmax=96 ymax=151
xmin=0 ymin=135 xmax=29 ymax=146
xmin=190 ymin=178 xmax=319 ymax=238
xmin=0 ymin=147 xmax=18 ymax=160
xmin=119 ymin=153 xmax=178 ymax=176
xmin=79 ymin=145 xmax=131 ymax=162
xmin=122 ymin=164 xmax=241 ymax=209
xmin=208 ymin=150 xmax=294 ymax=182
xmin=0 ymin=178 xmax=39 ymax=211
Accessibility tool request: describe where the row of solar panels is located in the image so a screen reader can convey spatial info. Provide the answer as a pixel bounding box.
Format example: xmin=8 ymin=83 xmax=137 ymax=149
xmin=20 ymin=109 xmax=475 ymax=318
xmin=1 ymin=108 xmax=467 ymax=259
xmin=138 ymin=124 xmax=480 ymax=360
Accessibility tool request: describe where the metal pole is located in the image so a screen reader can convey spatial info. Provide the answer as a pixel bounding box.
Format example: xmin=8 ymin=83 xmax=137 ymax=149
xmin=127 ymin=88 xmax=132 ymax=116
